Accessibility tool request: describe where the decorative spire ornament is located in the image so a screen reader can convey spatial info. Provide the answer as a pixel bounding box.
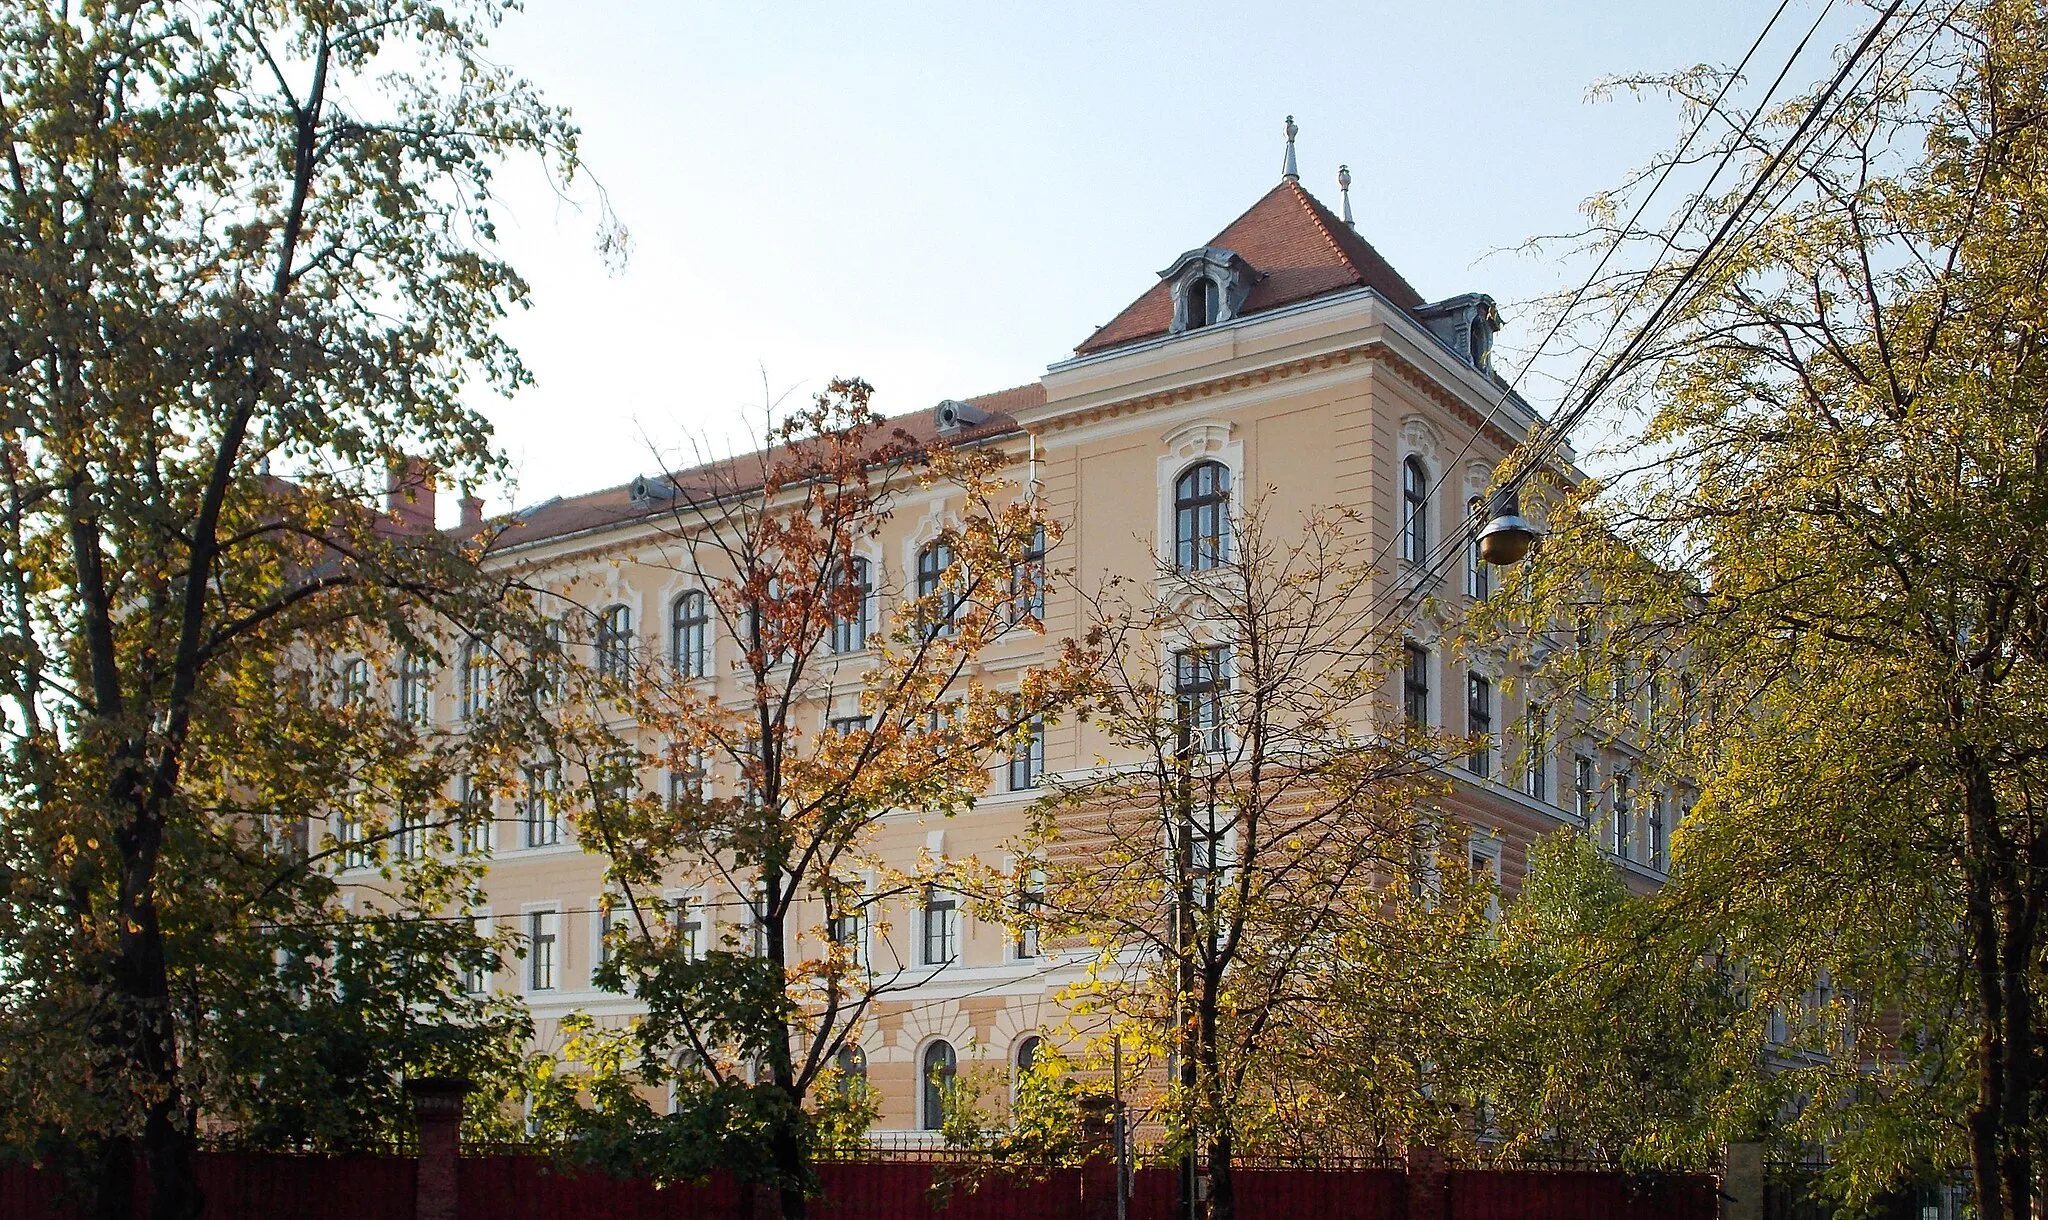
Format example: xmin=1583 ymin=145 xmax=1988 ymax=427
xmin=1281 ymin=115 xmax=1299 ymax=183
xmin=1338 ymin=164 xmax=1354 ymax=226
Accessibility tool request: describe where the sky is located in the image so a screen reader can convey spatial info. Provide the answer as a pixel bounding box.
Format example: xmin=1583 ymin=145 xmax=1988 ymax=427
xmin=463 ymin=0 xmax=1866 ymax=517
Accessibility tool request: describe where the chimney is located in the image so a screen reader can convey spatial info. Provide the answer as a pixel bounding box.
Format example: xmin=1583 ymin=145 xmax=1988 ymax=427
xmin=459 ymin=492 xmax=484 ymax=531
xmin=386 ymin=457 xmax=436 ymax=533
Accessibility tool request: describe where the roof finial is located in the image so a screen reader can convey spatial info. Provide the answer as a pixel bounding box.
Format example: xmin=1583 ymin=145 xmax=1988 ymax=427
xmin=1281 ymin=115 xmax=1299 ymax=184
xmin=1337 ymin=164 xmax=1354 ymax=227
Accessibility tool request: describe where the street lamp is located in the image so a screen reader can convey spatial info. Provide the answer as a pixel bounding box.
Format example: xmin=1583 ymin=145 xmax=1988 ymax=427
xmin=1476 ymin=485 xmax=1540 ymax=566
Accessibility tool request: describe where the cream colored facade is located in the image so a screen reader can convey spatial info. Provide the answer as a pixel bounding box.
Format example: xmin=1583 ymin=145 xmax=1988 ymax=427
xmin=336 ymin=181 xmax=1680 ymax=1135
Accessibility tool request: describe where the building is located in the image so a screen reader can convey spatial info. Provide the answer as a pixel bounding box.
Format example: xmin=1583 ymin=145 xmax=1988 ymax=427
xmin=339 ymin=132 xmax=1682 ymax=1136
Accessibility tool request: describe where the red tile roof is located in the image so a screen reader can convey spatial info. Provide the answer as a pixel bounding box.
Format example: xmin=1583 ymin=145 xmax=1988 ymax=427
xmin=1075 ymin=181 xmax=1426 ymax=356
xmin=485 ymin=383 xmax=1045 ymax=551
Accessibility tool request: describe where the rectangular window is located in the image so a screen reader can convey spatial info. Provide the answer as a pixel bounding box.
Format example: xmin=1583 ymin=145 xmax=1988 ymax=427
xmin=1467 ymin=536 xmax=1491 ymax=600
xmin=1175 ymin=646 xmax=1231 ymax=754
xmin=829 ymin=714 xmax=869 ymax=737
xmin=337 ymin=811 xmax=370 ymax=870
xmin=668 ymin=751 xmax=707 ymax=808
xmin=523 ymin=765 xmax=561 ymax=848
xmin=1015 ymin=866 xmax=1045 ymax=960
xmin=1403 ymin=643 xmax=1430 ymax=726
xmin=527 ymin=910 xmax=558 ymax=992
xmin=395 ymin=808 xmax=428 ymax=860
xmin=1612 ymin=771 xmax=1633 ymax=859
xmin=830 ymin=906 xmax=867 ymax=969
xmin=1649 ymin=792 xmax=1668 ymax=871
xmin=1010 ymin=525 xmax=1048 ymax=622
xmin=830 ymin=559 xmax=872 ymax=654
xmin=669 ymin=896 xmax=703 ymax=962
xmin=1574 ymin=755 xmax=1597 ymax=823
xmin=1523 ymin=704 xmax=1549 ymax=802
xmin=1466 ymin=673 xmax=1492 ymax=776
xmin=1008 ymin=718 xmax=1045 ymax=791
xmin=922 ymin=886 xmax=959 ymax=965
xmin=462 ymin=913 xmax=493 ymax=995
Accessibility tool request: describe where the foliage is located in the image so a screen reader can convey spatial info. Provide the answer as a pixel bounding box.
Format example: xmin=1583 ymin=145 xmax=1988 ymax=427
xmin=1027 ymin=498 xmax=1452 ymax=1219
xmin=1470 ymin=3 xmax=2048 ymax=1214
xmin=0 ymin=2 xmax=588 ymax=1215
xmin=541 ymin=380 xmax=1096 ymax=1218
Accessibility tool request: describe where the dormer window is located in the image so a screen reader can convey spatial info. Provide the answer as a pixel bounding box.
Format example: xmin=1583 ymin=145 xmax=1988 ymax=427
xmin=1186 ymin=277 xmax=1217 ymax=330
xmin=1161 ymin=246 xmax=1254 ymax=336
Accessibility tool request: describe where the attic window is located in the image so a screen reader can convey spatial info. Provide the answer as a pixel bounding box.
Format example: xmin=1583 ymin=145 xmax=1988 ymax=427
xmin=1185 ymin=277 xmax=1217 ymax=330
xmin=1468 ymin=318 xmax=1492 ymax=369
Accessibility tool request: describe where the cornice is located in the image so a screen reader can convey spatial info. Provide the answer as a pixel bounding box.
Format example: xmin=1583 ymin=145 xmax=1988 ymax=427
xmin=1031 ymin=339 xmax=1533 ymax=459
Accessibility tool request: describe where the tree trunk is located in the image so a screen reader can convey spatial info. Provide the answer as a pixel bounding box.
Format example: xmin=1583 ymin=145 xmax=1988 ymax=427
xmin=763 ymin=888 xmax=808 ymax=1220
xmin=1961 ymin=755 xmax=2032 ymax=1220
xmin=1207 ymin=1129 xmax=1235 ymax=1220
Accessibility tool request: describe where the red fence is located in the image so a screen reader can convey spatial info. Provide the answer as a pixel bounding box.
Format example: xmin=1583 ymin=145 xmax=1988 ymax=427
xmin=0 ymin=1152 xmax=1717 ymax=1220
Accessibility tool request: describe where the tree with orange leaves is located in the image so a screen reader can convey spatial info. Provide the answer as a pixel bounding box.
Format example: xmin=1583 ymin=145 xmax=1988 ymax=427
xmin=531 ymin=379 xmax=1095 ymax=1218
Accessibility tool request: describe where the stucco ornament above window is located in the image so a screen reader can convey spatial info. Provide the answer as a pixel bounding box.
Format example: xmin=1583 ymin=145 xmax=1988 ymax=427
xmin=1160 ymin=246 xmax=1256 ymax=335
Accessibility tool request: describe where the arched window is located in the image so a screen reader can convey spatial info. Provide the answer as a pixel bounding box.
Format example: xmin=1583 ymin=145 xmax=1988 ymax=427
xmin=830 ymin=558 xmax=871 ymax=654
xmin=595 ymin=604 xmax=633 ymax=678
xmin=834 ymin=1044 xmax=868 ymax=1094
xmin=339 ymin=657 xmax=370 ymax=708
xmin=397 ymin=652 xmax=433 ymax=726
xmin=916 ymin=541 xmax=957 ymax=637
xmin=1186 ymin=277 xmax=1217 ymax=329
xmin=1401 ymin=457 xmax=1430 ymax=563
xmin=1012 ymin=1035 xmax=1043 ymax=1105
xmin=1174 ymin=461 xmax=1230 ymax=572
xmin=920 ymin=1039 xmax=957 ymax=1131
xmin=1465 ymin=497 xmax=1490 ymax=599
xmin=671 ymin=591 xmax=709 ymax=677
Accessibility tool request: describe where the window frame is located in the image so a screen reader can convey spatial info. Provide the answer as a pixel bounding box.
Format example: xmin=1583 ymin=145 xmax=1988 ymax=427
xmin=671 ymin=591 xmax=711 ymax=677
xmin=1466 ymin=671 xmax=1493 ymax=776
xmin=595 ymin=603 xmax=634 ymax=679
xmin=1174 ymin=645 xmax=1232 ymax=754
xmin=1008 ymin=717 xmax=1045 ymax=791
xmin=1523 ymin=703 xmax=1549 ymax=802
xmin=522 ymin=764 xmax=562 ymax=849
xmin=920 ymin=1039 xmax=957 ymax=1131
xmin=830 ymin=557 xmax=872 ymax=654
xmin=915 ymin=540 xmax=959 ymax=638
xmin=1172 ymin=461 xmax=1231 ymax=574
xmin=921 ymin=884 xmax=959 ymax=966
xmin=527 ymin=908 xmax=559 ymax=993
xmin=397 ymin=651 xmax=434 ymax=727
xmin=1401 ymin=456 xmax=1431 ymax=564
xmin=1402 ymin=642 xmax=1430 ymax=727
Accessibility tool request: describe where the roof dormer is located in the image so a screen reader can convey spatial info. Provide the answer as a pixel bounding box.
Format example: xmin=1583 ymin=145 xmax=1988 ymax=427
xmin=1159 ymin=246 xmax=1255 ymax=335
xmin=1415 ymin=293 xmax=1504 ymax=372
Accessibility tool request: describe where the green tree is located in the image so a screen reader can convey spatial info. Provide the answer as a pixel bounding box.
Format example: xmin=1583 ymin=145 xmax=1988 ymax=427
xmin=1029 ymin=499 xmax=1448 ymax=1220
xmin=1476 ymin=3 xmax=2048 ymax=1213
xmin=0 ymin=3 xmax=587 ymax=1215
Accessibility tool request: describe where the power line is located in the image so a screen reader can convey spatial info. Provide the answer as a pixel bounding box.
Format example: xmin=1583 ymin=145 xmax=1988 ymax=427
xmin=1350 ymin=0 xmax=1915 ymax=650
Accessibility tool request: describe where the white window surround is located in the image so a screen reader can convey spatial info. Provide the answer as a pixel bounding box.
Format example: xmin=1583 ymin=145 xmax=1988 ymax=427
xmin=661 ymin=579 xmax=717 ymax=679
xmin=466 ymin=909 xmax=494 ymax=995
xmin=1399 ymin=415 xmax=1443 ymax=569
xmin=1468 ymin=832 xmax=1503 ymax=919
xmin=1154 ymin=421 xmax=1243 ymax=576
xmin=520 ymin=902 xmax=561 ymax=995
